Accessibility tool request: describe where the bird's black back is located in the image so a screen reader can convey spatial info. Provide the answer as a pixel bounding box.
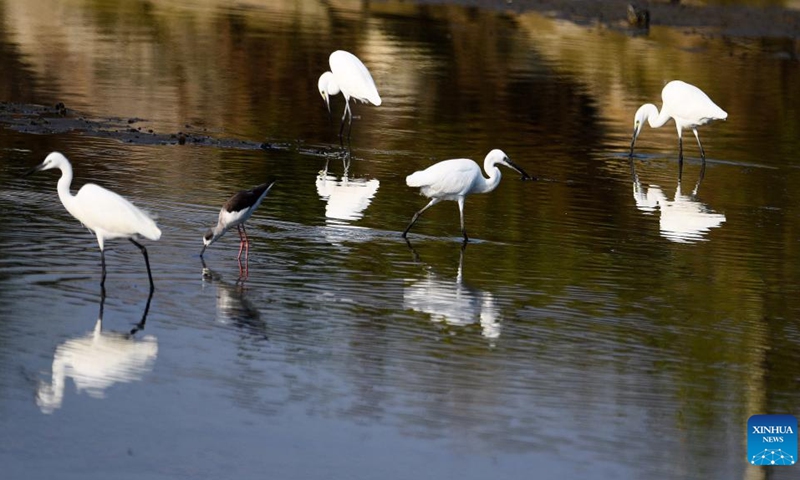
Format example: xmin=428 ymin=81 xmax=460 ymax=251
xmin=223 ymin=179 xmax=277 ymax=213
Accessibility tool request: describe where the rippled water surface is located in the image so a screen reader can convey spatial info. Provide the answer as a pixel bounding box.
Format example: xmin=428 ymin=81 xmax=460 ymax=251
xmin=1 ymin=1 xmax=799 ymax=479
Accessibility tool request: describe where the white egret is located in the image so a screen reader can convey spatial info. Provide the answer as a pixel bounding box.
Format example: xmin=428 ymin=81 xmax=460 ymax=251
xmin=629 ymin=80 xmax=727 ymax=163
xmin=25 ymin=152 xmax=161 ymax=291
xmin=201 ymin=180 xmax=277 ymax=261
xmin=318 ymin=50 xmax=382 ymax=140
xmin=402 ymin=149 xmax=532 ymax=242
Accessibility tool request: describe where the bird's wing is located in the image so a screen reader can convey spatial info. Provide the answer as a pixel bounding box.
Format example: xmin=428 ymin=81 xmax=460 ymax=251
xmin=329 ymin=51 xmax=381 ymax=105
xmin=662 ymin=81 xmax=726 ymax=124
xmin=407 ymin=159 xmax=481 ymax=197
xmin=223 ymin=180 xmax=276 ymax=214
xmin=73 ymin=184 xmax=161 ymax=240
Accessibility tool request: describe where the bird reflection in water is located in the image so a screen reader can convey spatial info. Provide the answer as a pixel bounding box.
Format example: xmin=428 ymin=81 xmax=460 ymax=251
xmin=403 ymin=241 xmax=501 ymax=344
xmin=201 ymin=259 xmax=266 ymax=340
xmin=316 ymin=158 xmax=379 ymax=224
xmin=630 ymin=160 xmax=726 ymax=243
xmin=36 ymin=291 xmax=157 ymax=414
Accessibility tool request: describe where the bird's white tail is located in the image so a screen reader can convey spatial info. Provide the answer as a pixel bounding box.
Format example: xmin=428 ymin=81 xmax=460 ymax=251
xmin=134 ymin=207 xmax=162 ymax=241
xmin=140 ymin=222 xmax=162 ymax=241
xmin=368 ymin=92 xmax=382 ymax=106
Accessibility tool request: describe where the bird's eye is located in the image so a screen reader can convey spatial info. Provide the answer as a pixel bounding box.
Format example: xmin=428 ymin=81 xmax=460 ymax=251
xmin=203 ymin=231 xmax=213 ymax=241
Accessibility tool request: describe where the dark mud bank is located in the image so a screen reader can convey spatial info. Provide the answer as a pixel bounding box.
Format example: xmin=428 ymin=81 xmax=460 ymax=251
xmin=421 ymin=0 xmax=800 ymax=39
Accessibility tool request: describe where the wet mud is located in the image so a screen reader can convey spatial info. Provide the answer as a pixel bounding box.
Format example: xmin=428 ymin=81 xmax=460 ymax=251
xmin=0 ymin=101 xmax=328 ymax=153
xmin=428 ymin=0 xmax=800 ymax=39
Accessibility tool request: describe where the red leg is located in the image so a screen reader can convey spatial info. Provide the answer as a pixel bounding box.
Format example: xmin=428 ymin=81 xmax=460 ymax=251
xmin=237 ymin=227 xmax=249 ymax=279
xmin=236 ymin=225 xmax=245 ymax=260
xmin=242 ymin=224 xmax=250 ymax=262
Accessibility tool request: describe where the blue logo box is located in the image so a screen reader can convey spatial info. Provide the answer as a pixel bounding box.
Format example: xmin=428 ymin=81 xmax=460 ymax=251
xmin=747 ymin=414 xmax=797 ymax=466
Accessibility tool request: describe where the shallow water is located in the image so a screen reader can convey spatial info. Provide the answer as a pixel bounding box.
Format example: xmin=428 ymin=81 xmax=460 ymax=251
xmin=1 ymin=1 xmax=799 ymax=479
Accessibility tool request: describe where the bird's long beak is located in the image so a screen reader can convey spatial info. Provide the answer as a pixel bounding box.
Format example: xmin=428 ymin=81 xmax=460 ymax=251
xmin=629 ymin=124 xmax=640 ymax=158
xmin=323 ymin=93 xmax=331 ymax=116
xmin=200 ymin=244 xmax=207 ymax=257
xmin=507 ymin=158 xmax=534 ymax=181
xmin=23 ymin=162 xmax=44 ymax=177
xmin=629 ymin=132 xmax=637 ymax=158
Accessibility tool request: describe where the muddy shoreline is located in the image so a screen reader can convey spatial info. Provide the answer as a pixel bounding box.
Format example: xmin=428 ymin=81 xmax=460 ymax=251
xmin=420 ymin=0 xmax=800 ymax=38
xmin=0 ymin=102 xmax=343 ymax=160
xmin=1 ymin=1 xmax=796 ymax=150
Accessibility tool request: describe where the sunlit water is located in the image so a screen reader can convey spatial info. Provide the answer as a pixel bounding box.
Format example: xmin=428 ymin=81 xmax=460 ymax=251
xmin=1 ymin=1 xmax=799 ymax=479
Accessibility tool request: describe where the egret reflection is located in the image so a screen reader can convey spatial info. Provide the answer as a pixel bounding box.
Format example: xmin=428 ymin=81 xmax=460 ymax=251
xmin=37 ymin=293 xmax=157 ymax=414
xmin=316 ymin=173 xmax=379 ymax=223
xmin=631 ymin=160 xmax=726 ymax=243
xmin=403 ymin=243 xmax=501 ymax=342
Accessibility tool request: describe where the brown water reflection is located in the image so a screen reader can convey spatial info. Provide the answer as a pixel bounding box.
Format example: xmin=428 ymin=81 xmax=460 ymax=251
xmin=1 ymin=1 xmax=799 ymax=480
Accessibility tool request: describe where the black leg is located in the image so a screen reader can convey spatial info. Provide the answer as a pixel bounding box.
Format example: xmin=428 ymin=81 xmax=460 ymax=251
xmin=338 ymin=101 xmax=349 ymax=140
xmin=678 ymin=136 xmax=684 ymax=183
xmin=458 ymin=198 xmax=468 ymax=243
xmin=693 ymin=129 xmax=706 ymax=162
xmin=346 ymin=109 xmax=353 ymax=144
xmin=402 ymin=212 xmax=422 ymax=238
xmin=402 ymin=199 xmax=439 ymax=238
xmin=130 ymin=238 xmax=155 ymax=292
xmin=129 ymin=288 xmax=154 ymax=336
xmin=98 ymin=283 xmax=106 ymax=319
xmin=100 ymin=249 xmax=107 ymax=289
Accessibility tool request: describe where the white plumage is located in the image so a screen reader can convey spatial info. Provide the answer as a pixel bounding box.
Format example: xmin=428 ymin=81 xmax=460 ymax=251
xmin=62 ymin=183 xmax=161 ymax=249
xmin=402 ymin=149 xmax=531 ymax=242
xmin=318 ymin=50 xmax=381 ymax=139
xmin=26 ymin=152 xmax=161 ymax=290
xmin=629 ymin=80 xmax=728 ymax=162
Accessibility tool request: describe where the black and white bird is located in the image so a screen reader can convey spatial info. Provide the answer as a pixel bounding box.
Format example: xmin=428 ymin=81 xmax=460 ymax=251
xmin=201 ymin=180 xmax=277 ymax=260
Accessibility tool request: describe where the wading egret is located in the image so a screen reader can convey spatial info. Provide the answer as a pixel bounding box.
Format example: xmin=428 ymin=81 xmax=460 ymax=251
xmin=629 ymin=80 xmax=727 ymax=164
xmin=201 ymin=180 xmax=277 ymax=261
xmin=318 ymin=50 xmax=381 ymax=140
xmin=402 ymin=149 xmax=532 ymax=242
xmin=25 ymin=152 xmax=161 ymax=291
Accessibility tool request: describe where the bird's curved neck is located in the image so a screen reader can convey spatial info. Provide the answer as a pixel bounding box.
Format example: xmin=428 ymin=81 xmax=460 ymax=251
xmin=325 ymin=73 xmax=340 ymax=96
xmin=212 ymin=224 xmax=227 ymax=240
xmin=55 ymin=163 xmax=77 ymax=211
xmin=646 ymin=104 xmax=671 ymax=128
xmin=479 ymin=165 xmax=502 ymax=194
